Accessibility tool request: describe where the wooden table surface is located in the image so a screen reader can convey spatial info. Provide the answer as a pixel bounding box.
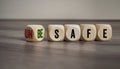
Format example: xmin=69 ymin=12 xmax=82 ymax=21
xmin=0 ymin=20 xmax=120 ymax=69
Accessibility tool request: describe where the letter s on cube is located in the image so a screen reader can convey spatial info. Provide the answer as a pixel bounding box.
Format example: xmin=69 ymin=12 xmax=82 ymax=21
xmin=48 ymin=25 xmax=65 ymax=41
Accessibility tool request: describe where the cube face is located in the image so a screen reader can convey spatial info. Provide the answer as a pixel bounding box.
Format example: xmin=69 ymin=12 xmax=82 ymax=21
xmin=48 ymin=25 xmax=65 ymax=41
xmin=25 ymin=25 xmax=45 ymax=41
xmin=25 ymin=27 xmax=33 ymax=41
xmin=95 ymin=24 xmax=112 ymax=41
xmin=80 ymin=24 xmax=96 ymax=41
xmin=65 ymin=24 xmax=81 ymax=41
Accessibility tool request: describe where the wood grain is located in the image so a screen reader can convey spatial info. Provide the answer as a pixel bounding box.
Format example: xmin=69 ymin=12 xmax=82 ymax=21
xmin=0 ymin=20 xmax=120 ymax=69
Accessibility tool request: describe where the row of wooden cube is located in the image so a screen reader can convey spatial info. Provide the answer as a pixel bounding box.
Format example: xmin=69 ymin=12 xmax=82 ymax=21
xmin=25 ymin=24 xmax=112 ymax=42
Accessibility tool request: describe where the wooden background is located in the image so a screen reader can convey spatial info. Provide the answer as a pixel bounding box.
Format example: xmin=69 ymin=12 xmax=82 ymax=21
xmin=0 ymin=20 xmax=120 ymax=69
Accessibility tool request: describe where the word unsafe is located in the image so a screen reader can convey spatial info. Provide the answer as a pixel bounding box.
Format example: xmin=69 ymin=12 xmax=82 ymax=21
xmin=25 ymin=24 xmax=112 ymax=42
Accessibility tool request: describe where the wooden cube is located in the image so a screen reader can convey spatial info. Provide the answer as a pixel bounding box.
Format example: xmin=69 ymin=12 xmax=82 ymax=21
xmin=95 ymin=24 xmax=112 ymax=41
xmin=48 ymin=25 xmax=65 ymax=41
xmin=80 ymin=24 xmax=96 ymax=41
xmin=24 ymin=25 xmax=45 ymax=41
xmin=64 ymin=24 xmax=81 ymax=41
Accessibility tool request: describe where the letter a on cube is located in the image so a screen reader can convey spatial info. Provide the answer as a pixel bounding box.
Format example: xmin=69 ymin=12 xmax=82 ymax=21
xmin=64 ymin=24 xmax=81 ymax=41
